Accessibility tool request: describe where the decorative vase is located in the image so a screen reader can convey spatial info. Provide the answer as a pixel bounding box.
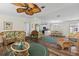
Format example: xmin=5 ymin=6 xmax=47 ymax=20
xmin=17 ymin=41 xmax=24 ymax=50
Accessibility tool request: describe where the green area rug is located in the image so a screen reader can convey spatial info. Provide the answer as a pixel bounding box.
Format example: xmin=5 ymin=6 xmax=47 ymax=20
xmin=42 ymin=36 xmax=57 ymax=43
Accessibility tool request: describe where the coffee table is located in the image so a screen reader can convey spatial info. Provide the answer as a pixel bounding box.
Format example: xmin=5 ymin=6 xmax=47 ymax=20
xmin=11 ymin=42 xmax=30 ymax=56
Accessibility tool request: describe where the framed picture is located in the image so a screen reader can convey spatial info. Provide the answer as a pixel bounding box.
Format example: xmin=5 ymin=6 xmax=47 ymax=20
xmin=4 ymin=21 xmax=13 ymax=30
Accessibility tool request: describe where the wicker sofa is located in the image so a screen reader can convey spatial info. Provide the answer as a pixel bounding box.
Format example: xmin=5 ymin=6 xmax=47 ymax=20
xmin=2 ymin=31 xmax=26 ymax=46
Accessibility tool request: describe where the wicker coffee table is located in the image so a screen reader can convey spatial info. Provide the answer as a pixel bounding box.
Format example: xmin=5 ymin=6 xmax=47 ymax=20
xmin=11 ymin=42 xmax=30 ymax=56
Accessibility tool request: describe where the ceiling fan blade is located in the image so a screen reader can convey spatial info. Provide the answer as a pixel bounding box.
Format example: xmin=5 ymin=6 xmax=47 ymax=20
xmin=27 ymin=3 xmax=35 ymax=8
xmin=13 ymin=3 xmax=42 ymax=15
xmin=25 ymin=10 xmax=34 ymax=15
xmin=12 ymin=3 xmax=28 ymax=7
xmin=31 ymin=7 xmax=41 ymax=13
xmin=16 ymin=8 xmax=25 ymax=13
xmin=28 ymin=3 xmax=41 ymax=13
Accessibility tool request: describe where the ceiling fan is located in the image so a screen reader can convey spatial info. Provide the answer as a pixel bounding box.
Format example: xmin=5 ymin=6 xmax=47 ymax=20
xmin=12 ymin=3 xmax=45 ymax=15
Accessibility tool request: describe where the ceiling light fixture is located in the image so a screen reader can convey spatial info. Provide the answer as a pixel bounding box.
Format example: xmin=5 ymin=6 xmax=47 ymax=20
xmin=12 ymin=3 xmax=44 ymax=15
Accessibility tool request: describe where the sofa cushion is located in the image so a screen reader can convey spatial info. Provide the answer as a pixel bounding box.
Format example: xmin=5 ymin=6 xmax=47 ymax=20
xmin=4 ymin=31 xmax=15 ymax=40
xmin=3 ymin=31 xmax=26 ymax=46
xmin=15 ymin=31 xmax=26 ymax=41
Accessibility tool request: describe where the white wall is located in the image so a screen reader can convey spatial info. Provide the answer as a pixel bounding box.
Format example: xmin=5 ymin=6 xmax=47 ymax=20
xmin=0 ymin=14 xmax=42 ymax=36
xmin=47 ymin=20 xmax=79 ymax=36
xmin=50 ymin=23 xmax=62 ymax=32
xmin=0 ymin=15 xmax=26 ymax=32
xmin=58 ymin=20 xmax=79 ymax=36
xmin=1 ymin=14 xmax=79 ymax=37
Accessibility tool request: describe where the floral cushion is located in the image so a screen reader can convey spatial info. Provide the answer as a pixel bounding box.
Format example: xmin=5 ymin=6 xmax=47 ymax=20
xmin=4 ymin=31 xmax=15 ymax=40
xmin=3 ymin=31 xmax=26 ymax=45
xmin=15 ymin=31 xmax=26 ymax=41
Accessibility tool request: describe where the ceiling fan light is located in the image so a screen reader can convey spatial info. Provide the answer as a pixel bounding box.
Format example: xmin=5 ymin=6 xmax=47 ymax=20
xmin=28 ymin=3 xmax=35 ymax=8
xmin=28 ymin=3 xmax=41 ymax=13
xmin=31 ymin=7 xmax=41 ymax=13
xmin=25 ymin=10 xmax=34 ymax=15
xmin=16 ymin=8 xmax=25 ymax=13
xmin=13 ymin=3 xmax=42 ymax=15
xmin=12 ymin=3 xmax=28 ymax=7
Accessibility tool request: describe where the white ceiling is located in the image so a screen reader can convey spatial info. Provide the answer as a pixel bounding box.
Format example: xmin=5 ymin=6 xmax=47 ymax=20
xmin=0 ymin=3 xmax=79 ymax=23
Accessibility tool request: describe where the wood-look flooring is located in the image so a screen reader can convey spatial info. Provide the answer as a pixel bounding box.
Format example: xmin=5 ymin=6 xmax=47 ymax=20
xmin=38 ymin=39 xmax=79 ymax=56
